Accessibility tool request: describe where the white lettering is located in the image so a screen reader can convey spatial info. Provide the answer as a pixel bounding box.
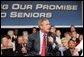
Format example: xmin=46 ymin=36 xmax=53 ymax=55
xmin=1 ymin=12 xmax=6 ymax=18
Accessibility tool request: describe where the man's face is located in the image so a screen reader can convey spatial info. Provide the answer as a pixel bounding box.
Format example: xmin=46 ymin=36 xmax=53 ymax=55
xmin=68 ymin=40 xmax=76 ymax=49
xmin=18 ymin=36 xmax=24 ymax=44
xmin=40 ymin=20 xmax=50 ymax=33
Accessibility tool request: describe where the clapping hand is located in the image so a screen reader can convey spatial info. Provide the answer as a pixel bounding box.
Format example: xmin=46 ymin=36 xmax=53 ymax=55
xmin=48 ymin=36 xmax=54 ymax=45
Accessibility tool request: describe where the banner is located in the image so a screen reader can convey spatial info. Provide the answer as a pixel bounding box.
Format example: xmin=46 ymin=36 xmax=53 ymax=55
xmin=1 ymin=1 xmax=83 ymax=28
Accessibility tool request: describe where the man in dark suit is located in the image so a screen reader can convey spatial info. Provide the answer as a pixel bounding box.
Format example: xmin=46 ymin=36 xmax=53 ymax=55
xmin=23 ymin=17 xmax=59 ymax=56
xmin=63 ymin=39 xmax=82 ymax=56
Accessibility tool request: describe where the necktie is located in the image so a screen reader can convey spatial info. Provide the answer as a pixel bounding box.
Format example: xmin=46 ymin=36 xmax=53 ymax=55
xmin=40 ymin=33 xmax=47 ymax=56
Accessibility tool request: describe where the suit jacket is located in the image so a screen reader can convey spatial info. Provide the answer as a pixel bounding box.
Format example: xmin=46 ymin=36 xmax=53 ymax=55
xmin=26 ymin=32 xmax=40 ymax=56
xmin=63 ymin=49 xmax=72 ymax=56
xmin=63 ymin=48 xmax=82 ymax=56
xmin=26 ymin=31 xmax=60 ymax=56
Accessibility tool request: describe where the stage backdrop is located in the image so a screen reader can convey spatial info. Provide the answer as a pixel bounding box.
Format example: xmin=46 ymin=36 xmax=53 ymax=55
xmin=1 ymin=1 xmax=83 ymax=28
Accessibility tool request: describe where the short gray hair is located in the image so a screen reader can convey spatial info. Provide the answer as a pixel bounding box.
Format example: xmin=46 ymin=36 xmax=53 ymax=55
xmin=38 ymin=17 xmax=49 ymax=27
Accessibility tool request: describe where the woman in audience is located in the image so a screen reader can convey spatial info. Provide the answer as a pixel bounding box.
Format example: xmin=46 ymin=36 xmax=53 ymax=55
xmin=64 ymin=32 xmax=71 ymax=41
xmin=55 ymin=29 xmax=62 ymax=47
xmin=59 ymin=38 xmax=69 ymax=56
xmin=1 ymin=36 xmax=15 ymax=56
xmin=7 ymin=30 xmax=17 ymax=42
xmin=16 ymin=31 xmax=28 ymax=56
xmin=70 ymin=25 xmax=79 ymax=42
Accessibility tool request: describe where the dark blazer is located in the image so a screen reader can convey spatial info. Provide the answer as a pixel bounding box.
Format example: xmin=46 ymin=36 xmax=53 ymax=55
xmin=26 ymin=32 xmax=40 ymax=56
xmin=63 ymin=49 xmax=72 ymax=56
xmin=26 ymin=31 xmax=60 ymax=56
xmin=63 ymin=49 xmax=82 ymax=56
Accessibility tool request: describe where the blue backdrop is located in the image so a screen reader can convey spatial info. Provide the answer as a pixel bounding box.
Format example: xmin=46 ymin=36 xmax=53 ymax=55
xmin=1 ymin=1 xmax=83 ymax=28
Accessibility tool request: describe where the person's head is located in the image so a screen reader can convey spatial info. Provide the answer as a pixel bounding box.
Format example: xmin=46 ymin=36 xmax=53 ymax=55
xmin=2 ymin=36 xmax=12 ymax=48
xmin=70 ymin=25 xmax=76 ymax=32
xmin=68 ymin=39 xmax=76 ymax=49
xmin=56 ymin=29 xmax=61 ymax=37
xmin=71 ymin=31 xmax=77 ymax=38
xmin=18 ymin=36 xmax=24 ymax=44
xmin=50 ymin=25 xmax=56 ymax=33
xmin=7 ymin=30 xmax=14 ymax=36
xmin=22 ymin=31 xmax=28 ymax=36
xmin=61 ymin=38 xmax=68 ymax=47
xmin=32 ymin=27 xmax=37 ymax=33
xmin=64 ymin=32 xmax=71 ymax=39
xmin=1 ymin=37 xmax=8 ymax=47
xmin=38 ymin=17 xmax=50 ymax=33
xmin=79 ymin=34 xmax=83 ymax=41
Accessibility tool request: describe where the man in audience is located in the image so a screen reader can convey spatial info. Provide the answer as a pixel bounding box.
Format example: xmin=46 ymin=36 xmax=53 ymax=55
xmin=63 ymin=39 xmax=81 ymax=56
xmin=32 ymin=27 xmax=37 ymax=33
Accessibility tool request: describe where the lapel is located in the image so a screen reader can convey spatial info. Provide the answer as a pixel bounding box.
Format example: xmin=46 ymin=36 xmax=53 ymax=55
xmin=34 ymin=32 xmax=40 ymax=52
xmin=68 ymin=49 xmax=73 ymax=56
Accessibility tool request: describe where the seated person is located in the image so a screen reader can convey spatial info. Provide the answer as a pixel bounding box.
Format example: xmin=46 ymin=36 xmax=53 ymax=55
xmin=63 ymin=39 xmax=82 ymax=56
xmin=1 ymin=36 xmax=15 ymax=56
xmin=59 ymin=38 xmax=69 ymax=56
xmin=16 ymin=36 xmax=27 ymax=56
